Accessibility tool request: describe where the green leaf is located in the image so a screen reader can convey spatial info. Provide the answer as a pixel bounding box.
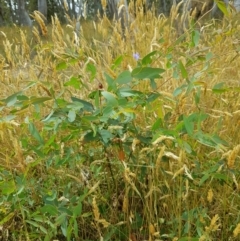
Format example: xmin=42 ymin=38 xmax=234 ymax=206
xmin=131 ymin=67 xmax=165 ymax=79
xmin=40 ymin=204 xmax=58 ymax=215
xmin=212 ymin=173 xmax=228 ymax=182
xmin=72 ymin=201 xmax=82 ymax=217
xmin=141 ymin=51 xmax=158 ymax=65
xmin=0 ymin=179 xmax=16 ymax=195
xmin=86 ymin=63 xmax=97 ymax=81
xmin=212 ymin=82 xmax=228 ymax=93
xmin=99 ymin=129 xmax=113 ymax=144
xmin=68 ymin=110 xmax=76 ymax=122
xmin=111 ymin=55 xmax=123 ymax=70
xmin=29 ymin=96 xmax=52 ymax=105
xmin=64 ymin=77 xmax=81 ymax=90
xmin=194 ymin=87 xmax=201 ymax=105
xmin=183 ymin=115 xmax=194 ymax=136
xmin=105 ymin=73 xmax=116 ymax=91
xmin=216 ymin=0 xmax=229 ymax=16
xmin=173 ymin=85 xmax=184 ymax=96
xmin=195 ymin=133 xmax=216 ymax=148
xmin=178 ymin=60 xmax=188 ymax=79
xmin=26 ymin=220 xmax=48 ymax=234
xmin=118 ymin=89 xmax=143 ymax=97
xmin=55 ymin=213 xmax=67 ymax=226
xmin=146 ymin=92 xmax=161 ymax=102
xmin=152 ymin=118 xmax=162 ymax=131
xmin=3 ymin=91 xmax=22 ymax=107
xmin=115 ymin=70 xmax=132 ymax=85
xmin=199 ymin=173 xmax=210 ymax=186
xmin=101 ymin=91 xmax=118 ymax=107
xmin=183 ymin=141 xmax=192 ymax=153
xmin=191 ymin=30 xmax=200 ymax=47
xmin=56 ymin=61 xmax=67 ymax=71
xmin=211 ymin=134 xmax=228 ymax=146
xmin=28 ymin=122 xmax=44 ymax=145
xmin=84 ymin=131 xmax=100 ymax=142
xmin=73 ymin=218 xmax=78 ymax=237
xmin=150 ymin=78 xmax=157 ymax=90
xmin=71 ymin=97 xmax=94 ymax=112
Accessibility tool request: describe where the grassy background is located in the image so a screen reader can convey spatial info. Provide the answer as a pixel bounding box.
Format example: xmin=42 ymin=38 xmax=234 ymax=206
xmin=0 ymin=3 xmax=240 ymax=241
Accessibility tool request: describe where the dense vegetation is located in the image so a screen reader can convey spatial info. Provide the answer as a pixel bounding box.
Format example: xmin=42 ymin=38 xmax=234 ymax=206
xmin=0 ymin=2 xmax=240 ymax=241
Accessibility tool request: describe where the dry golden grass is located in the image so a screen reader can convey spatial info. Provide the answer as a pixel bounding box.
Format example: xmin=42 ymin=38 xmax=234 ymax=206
xmin=0 ymin=2 xmax=240 ymax=240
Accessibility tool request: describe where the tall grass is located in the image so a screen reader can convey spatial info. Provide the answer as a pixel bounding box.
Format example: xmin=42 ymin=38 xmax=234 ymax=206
xmin=0 ymin=1 xmax=240 ymax=241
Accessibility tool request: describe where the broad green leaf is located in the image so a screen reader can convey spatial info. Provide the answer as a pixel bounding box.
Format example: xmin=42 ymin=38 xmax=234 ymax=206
xmin=118 ymin=89 xmax=143 ymax=97
xmin=101 ymin=91 xmax=118 ymax=107
xmin=150 ymin=78 xmax=157 ymax=90
xmin=105 ymin=73 xmax=116 ymax=91
xmin=28 ymin=122 xmax=44 ymax=144
xmin=86 ymin=63 xmax=96 ymax=81
xmin=183 ymin=141 xmax=192 ymax=153
xmin=55 ymin=213 xmax=67 ymax=226
xmin=195 ymin=133 xmax=216 ymax=148
xmin=173 ymin=86 xmax=184 ymax=96
xmin=178 ymin=60 xmax=188 ymax=79
xmin=71 ymin=97 xmax=94 ymax=112
xmin=73 ymin=201 xmax=82 ymax=217
xmin=211 ymin=134 xmax=228 ymax=146
xmin=73 ymin=218 xmax=78 ymax=237
xmin=84 ymin=131 xmax=100 ymax=142
xmin=94 ymin=89 xmax=100 ymax=108
xmin=199 ymin=173 xmax=210 ymax=186
xmin=131 ymin=67 xmax=165 ymax=79
xmin=29 ymin=97 xmax=52 ymax=105
xmin=191 ymin=30 xmax=200 ymax=47
xmin=216 ymin=0 xmax=229 ymax=16
xmin=212 ymin=82 xmax=228 ymax=93
xmin=40 ymin=204 xmax=58 ymax=215
xmin=64 ymin=77 xmax=81 ymax=90
xmin=194 ymin=87 xmax=201 ymax=105
xmin=183 ymin=115 xmax=194 ymax=136
xmin=56 ymin=61 xmax=67 ymax=71
xmin=115 ymin=70 xmax=132 ymax=85
xmin=186 ymin=82 xmax=195 ymax=95
xmin=17 ymin=95 xmax=29 ymax=101
xmin=111 ymin=55 xmax=123 ymax=70
xmin=206 ymin=52 xmax=213 ymax=61
xmin=212 ymin=173 xmax=228 ymax=182
xmin=68 ymin=110 xmax=76 ymax=122
xmin=141 ymin=51 xmax=157 ymax=65
xmin=58 ymin=207 xmax=73 ymax=216
xmin=98 ymin=129 xmax=113 ymax=143
xmin=26 ymin=220 xmax=48 ymax=234
xmin=146 ymin=92 xmax=161 ymax=102
xmin=0 ymin=179 xmax=15 ymax=195
xmin=3 ymin=91 xmax=22 ymax=107
xmin=151 ymin=118 xmax=162 ymax=131
xmin=0 ymin=180 xmax=16 ymax=195
xmin=67 ymin=101 xmax=84 ymax=111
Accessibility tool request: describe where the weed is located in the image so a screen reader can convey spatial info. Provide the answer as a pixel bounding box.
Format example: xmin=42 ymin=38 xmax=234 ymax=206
xmin=0 ymin=3 xmax=240 ymax=241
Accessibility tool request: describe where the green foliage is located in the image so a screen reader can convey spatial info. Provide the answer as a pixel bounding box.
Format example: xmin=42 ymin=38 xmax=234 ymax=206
xmin=1 ymin=19 xmax=240 ymax=241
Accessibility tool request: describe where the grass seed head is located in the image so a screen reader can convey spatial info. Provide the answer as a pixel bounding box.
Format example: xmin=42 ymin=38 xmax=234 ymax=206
xmin=233 ymin=223 xmax=240 ymax=237
xmin=207 ymin=188 xmax=213 ymax=203
xmin=227 ymin=145 xmax=240 ymax=169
